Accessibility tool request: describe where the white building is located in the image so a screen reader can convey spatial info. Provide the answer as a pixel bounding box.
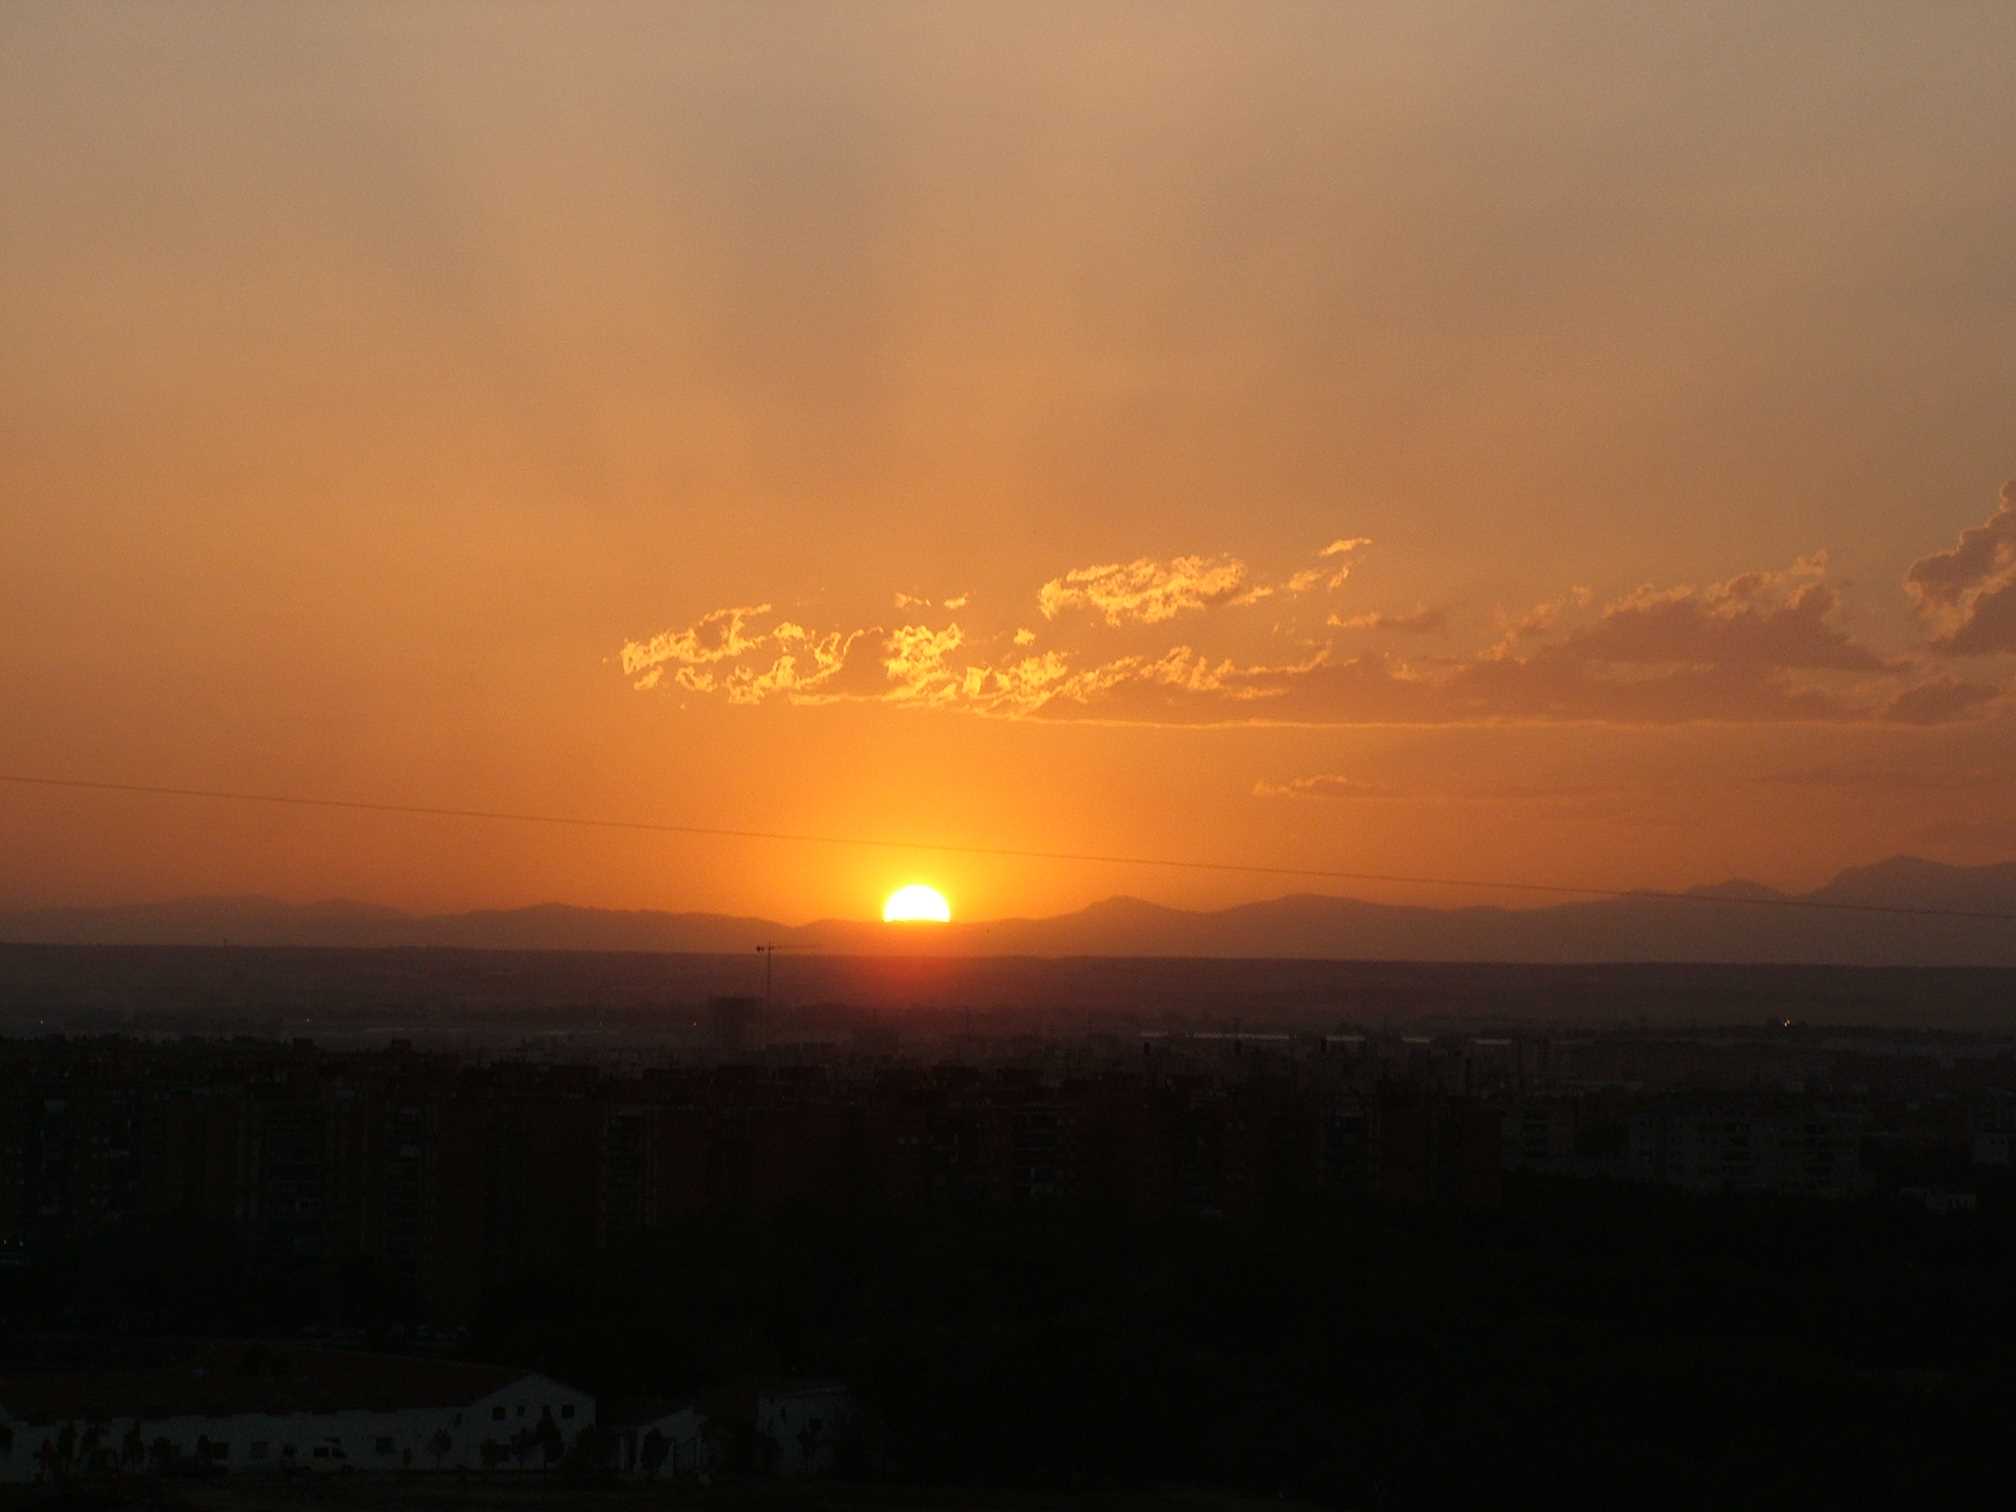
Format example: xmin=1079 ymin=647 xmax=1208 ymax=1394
xmin=0 ymin=1345 xmax=593 ymax=1485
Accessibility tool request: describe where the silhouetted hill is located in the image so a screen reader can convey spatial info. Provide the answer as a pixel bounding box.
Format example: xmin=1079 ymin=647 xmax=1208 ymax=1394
xmin=1686 ymin=879 xmax=1791 ymax=902
xmin=1810 ymin=855 xmax=2016 ymax=911
xmin=3 ymin=855 xmax=2014 ymax=964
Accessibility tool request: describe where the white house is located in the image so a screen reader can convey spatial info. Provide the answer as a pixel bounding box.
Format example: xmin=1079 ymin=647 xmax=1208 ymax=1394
xmin=0 ymin=1345 xmax=593 ymax=1485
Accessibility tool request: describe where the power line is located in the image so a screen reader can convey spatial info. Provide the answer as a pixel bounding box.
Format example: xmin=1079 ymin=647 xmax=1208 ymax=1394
xmin=2 ymin=770 xmax=2012 ymax=923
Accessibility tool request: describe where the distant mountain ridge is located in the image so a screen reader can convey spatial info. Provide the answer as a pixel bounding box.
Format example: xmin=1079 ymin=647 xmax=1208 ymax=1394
xmin=6 ymin=858 xmax=2015 ymax=963
xmin=3 ymin=855 xmax=2014 ymax=966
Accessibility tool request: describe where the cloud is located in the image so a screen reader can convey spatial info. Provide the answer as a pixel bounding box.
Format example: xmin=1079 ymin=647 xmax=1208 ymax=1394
xmin=619 ymin=604 xmax=884 ymax=705
xmin=968 ymin=649 xmax=1075 ymax=708
xmin=1032 ymin=646 xmax=1436 ymax=726
xmin=620 ymin=550 xmax=1929 ymax=727
xmin=623 ymin=613 xmax=1885 ymax=727
xmin=1882 ymin=677 xmax=2001 ymax=725
xmin=882 ymin=623 xmax=968 ymax=703
xmin=1556 ymin=556 xmax=1887 ymax=671
xmin=1315 ymin=536 xmax=1373 ymax=589
xmin=1937 ymin=584 xmax=2016 ymax=655
xmin=1438 ymin=650 xmax=1863 ymax=725
xmin=1037 ymin=555 xmax=1252 ymax=625
xmin=1330 ymin=606 xmax=1448 ymax=633
xmin=1253 ymin=773 xmax=1624 ymax=818
xmin=1905 ymin=482 xmax=2016 ymax=653
xmin=1034 ymin=538 xmax=1371 ymax=627
xmin=1277 ymin=538 xmax=1375 ymax=596
xmin=1252 ymin=773 xmax=1400 ymax=800
xmin=721 ymin=627 xmax=871 ymax=705
xmin=1496 ymin=586 xmax=1591 ymax=641
xmin=619 ymin=603 xmax=775 ymax=677
xmin=1479 ymin=588 xmax=1593 ymax=659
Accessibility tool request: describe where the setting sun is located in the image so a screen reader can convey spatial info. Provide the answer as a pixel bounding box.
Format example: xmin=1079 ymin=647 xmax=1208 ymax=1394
xmin=882 ymin=884 xmax=952 ymax=924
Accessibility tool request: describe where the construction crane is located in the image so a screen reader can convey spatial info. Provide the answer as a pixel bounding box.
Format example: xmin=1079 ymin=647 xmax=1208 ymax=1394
xmin=753 ymin=943 xmax=791 ymax=1014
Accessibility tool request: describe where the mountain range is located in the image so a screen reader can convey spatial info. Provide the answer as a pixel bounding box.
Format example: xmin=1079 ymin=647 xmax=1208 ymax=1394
xmin=3 ymin=856 xmax=2014 ymax=967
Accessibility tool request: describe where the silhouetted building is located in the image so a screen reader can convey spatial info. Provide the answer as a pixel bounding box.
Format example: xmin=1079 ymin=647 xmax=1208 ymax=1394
xmin=1628 ymin=1098 xmax=1867 ymax=1196
xmin=0 ymin=1345 xmax=591 ymax=1482
xmin=710 ymin=996 xmax=758 ymax=1055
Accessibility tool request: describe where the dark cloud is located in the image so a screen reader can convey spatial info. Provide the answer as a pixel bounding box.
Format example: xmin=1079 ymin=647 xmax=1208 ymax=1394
xmin=1560 ymin=558 xmax=1888 ymax=672
xmin=1440 ymin=653 xmax=1863 ymax=725
xmin=1882 ymin=677 xmax=2001 ymax=725
xmin=1906 ymin=482 xmax=2016 ymax=654
xmin=1934 ymin=581 xmax=2016 ymax=656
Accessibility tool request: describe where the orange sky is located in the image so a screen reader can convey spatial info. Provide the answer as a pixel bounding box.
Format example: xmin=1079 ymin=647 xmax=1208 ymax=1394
xmin=3 ymin=3 xmax=2014 ymax=923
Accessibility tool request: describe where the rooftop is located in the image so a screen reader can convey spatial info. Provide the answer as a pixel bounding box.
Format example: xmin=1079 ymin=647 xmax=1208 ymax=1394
xmin=0 ymin=1343 xmax=551 ymax=1424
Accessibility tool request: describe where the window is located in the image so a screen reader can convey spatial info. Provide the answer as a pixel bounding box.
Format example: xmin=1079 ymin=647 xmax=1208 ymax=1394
xmin=375 ymin=1437 xmax=395 ymax=1455
xmin=205 ymin=1442 xmax=230 ymax=1461
xmin=492 ymin=1406 xmax=506 ymax=1421
xmin=516 ymin=1405 xmax=525 ymax=1418
xmin=560 ymin=1404 xmax=574 ymax=1420
xmin=250 ymin=1443 xmax=270 ymax=1461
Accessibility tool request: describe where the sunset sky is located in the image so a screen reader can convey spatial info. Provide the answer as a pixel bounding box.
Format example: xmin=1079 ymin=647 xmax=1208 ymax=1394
xmin=4 ymin=2 xmax=2014 ymax=923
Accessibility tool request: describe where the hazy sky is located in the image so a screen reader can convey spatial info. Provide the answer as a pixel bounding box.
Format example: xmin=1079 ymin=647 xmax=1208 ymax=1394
xmin=4 ymin=2 xmax=2014 ymax=921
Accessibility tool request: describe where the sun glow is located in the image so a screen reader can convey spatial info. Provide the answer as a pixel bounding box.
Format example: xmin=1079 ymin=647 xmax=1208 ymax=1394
xmin=882 ymin=883 xmax=952 ymax=924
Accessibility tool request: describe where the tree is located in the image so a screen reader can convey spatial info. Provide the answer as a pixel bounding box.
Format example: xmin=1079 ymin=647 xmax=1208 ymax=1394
xmin=563 ymin=1424 xmax=612 ymax=1476
xmin=796 ymin=1416 xmax=827 ymax=1473
xmin=537 ymin=1407 xmax=565 ymax=1467
xmin=51 ymin=1421 xmax=78 ymax=1481
xmin=427 ymin=1428 xmax=453 ymax=1470
xmin=639 ymin=1428 xmax=669 ymax=1478
xmin=702 ymin=1417 xmax=735 ymax=1477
